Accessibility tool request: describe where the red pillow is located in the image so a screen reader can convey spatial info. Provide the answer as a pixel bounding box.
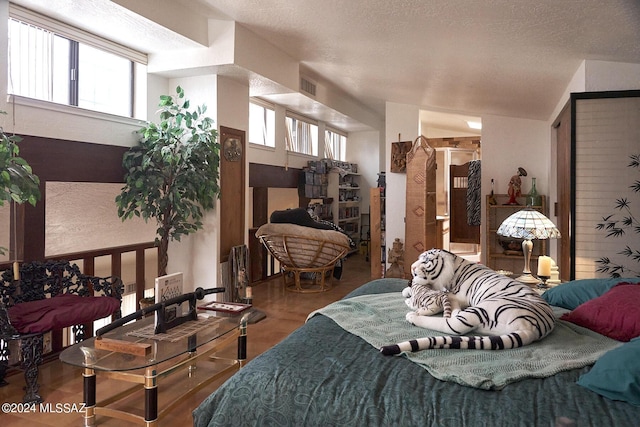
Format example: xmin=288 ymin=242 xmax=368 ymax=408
xmin=8 ymin=293 xmax=120 ymax=334
xmin=560 ymin=282 xmax=640 ymax=342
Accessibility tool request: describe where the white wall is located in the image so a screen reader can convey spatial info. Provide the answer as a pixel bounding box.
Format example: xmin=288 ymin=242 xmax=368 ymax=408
xmin=384 ymin=102 xmax=420 ymax=263
xmin=0 ymin=2 xmax=8 ymax=115
xmin=347 ymin=130 xmax=381 ymax=214
xmin=481 ymin=116 xmax=550 ymax=198
xmin=479 ymin=115 xmax=549 ymax=264
xmin=162 ymin=75 xmax=220 ymax=293
xmin=585 ymin=61 xmax=640 ymax=92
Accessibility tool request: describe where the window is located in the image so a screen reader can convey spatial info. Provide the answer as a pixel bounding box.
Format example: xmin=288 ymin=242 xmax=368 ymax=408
xmin=77 ymin=44 xmax=133 ymax=115
xmin=285 ymin=113 xmax=318 ymax=156
xmin=8 ymin=19 xmax=71 ymax=104
xmin=249 ymin=100 xmax=275 ymax=147
xmin=325 ymin=128 xmax=347 ymax=161
xmin=7 ymin=6 xmax=145 ymax=117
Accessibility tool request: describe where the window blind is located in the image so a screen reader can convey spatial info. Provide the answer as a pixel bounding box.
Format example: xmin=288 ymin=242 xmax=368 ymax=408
xmin=9 ymin=4 xmax=147 ymax=65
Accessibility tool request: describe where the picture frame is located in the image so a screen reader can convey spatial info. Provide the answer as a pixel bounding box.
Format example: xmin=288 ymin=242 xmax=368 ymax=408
xmin=391 ymin=141 xmax=413 ymax=173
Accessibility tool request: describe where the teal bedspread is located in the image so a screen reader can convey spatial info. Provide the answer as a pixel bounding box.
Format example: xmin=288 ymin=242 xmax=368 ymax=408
xmin=309 ymin=293 xmax=621 ymax=390
xmin=193 ymin=279 xmax=639 ymax=427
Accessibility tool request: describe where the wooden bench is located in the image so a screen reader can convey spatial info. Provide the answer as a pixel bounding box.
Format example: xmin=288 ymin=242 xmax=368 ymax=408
xmin=0 ymin=260 xmax=123 ymax=403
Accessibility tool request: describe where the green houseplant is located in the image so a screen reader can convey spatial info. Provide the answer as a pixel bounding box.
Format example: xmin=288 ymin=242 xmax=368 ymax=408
xmin=0 ymin=112 xmax=41 ymax=255
xmin=116 ymin=87 xmax=221 ymax=275
xmin=595 ymin=154 xmax=640 ymax=277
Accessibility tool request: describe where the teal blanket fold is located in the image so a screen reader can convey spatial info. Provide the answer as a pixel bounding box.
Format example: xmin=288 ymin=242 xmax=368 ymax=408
xmin=308 ymin=293 xmax=622 ymax=390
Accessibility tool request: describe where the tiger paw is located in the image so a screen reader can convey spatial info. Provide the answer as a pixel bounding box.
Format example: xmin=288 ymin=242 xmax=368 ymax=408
xmin=406 ymin=311 xmax=418 ymax=324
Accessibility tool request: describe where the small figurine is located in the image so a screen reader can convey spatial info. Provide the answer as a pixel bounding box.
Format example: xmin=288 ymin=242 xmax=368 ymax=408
xmin=506 ymin=167 xmax=527 ymax=205
xmin=488 ymin=179 xmax=497 ymax=205
xmin=386 ymin=238 xmax=405 ymax=278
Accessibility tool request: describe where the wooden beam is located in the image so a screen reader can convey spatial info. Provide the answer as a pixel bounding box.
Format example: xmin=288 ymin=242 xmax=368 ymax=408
xmin=252 ymin=187 xmax=268 ymax=227
xmin=18 ymin=135 xmax=128 ymax=183
xmin=249 ymin=163 xmax=301 ymax=188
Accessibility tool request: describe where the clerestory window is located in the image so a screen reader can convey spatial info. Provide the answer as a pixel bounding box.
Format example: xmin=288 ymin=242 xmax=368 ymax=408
xmin=7 ymin=6 xmax=146 ymax=118
xmin=324 ymin=128 xmax=347 ymax=161
xmin=285 ymin=113 xmax=318 ymax=156
xmin=249 ymin=100 xmax=275 ymax=147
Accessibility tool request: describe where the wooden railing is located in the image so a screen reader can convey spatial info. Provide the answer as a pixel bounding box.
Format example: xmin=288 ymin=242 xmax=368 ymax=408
xmin=1 ymin=241 xmax=158 ymax=306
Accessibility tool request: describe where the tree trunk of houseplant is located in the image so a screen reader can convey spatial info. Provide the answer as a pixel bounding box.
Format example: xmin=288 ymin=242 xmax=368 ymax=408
xmin=158 ymin=230 xmax=170 ymax=276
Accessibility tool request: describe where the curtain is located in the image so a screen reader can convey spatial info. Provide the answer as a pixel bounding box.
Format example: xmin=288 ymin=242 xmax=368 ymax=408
xmin=324 ymin=131 xmax=335 ymax=159
xmin=285 ymin=117 xmax=294 ymax=151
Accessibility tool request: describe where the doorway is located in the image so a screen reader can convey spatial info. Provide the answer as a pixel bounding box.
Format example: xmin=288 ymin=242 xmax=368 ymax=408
xmin=420 ymin=110 xmax=482 ymax=260
xmin=435 ymin=147 xmax=480 ymax=258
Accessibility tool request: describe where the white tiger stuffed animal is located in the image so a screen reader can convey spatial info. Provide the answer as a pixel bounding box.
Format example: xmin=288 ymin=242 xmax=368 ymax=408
xmin=380 ymin=248 xmax=555 ymax=355
xmin=402 ymin=285 xmax=452 ymax=318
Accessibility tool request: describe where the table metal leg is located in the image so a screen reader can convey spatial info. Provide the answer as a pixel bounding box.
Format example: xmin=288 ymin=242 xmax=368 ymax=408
xmin=238 ymin=314 xmax=248 ymax=366
xmin=82 ymin=367 xmax=96 ymax=427
xmin=144 ymin=365 xmax=158 ymax=425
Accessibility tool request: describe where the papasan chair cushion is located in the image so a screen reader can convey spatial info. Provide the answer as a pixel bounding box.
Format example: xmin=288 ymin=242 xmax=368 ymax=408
xmin=255 ymin=222 xmax=351 ymax=292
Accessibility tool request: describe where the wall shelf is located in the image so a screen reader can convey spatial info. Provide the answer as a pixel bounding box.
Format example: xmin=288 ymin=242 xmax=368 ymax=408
xmin=485 ymin=194 xmax=547 ymax=274
xmin=328 ymin=169 xmax=361 ymax=247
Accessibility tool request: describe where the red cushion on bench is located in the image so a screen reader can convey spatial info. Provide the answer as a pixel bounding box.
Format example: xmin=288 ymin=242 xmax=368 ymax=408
xmin=8 ymin=294 xmax=120 ymax=334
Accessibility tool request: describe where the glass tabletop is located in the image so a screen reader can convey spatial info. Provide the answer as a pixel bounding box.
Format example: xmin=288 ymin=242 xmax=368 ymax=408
xmin=59 ymin=313 xmax=241 ymax=372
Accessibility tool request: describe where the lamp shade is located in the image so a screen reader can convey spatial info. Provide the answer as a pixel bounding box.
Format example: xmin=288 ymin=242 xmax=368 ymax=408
xmin=497 ymin=209 xmax=561 ymax=240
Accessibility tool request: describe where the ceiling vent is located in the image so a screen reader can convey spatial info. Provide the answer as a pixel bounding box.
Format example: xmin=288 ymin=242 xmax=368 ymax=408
xmin=300 ymin=76 xmax=317 ymax=97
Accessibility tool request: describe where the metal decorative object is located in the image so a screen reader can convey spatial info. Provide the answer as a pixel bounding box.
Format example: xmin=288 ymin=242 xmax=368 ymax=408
xmin=391 ymin=140 xmax=412 ymax=172
xmin=223 ymin=137 xmax=243 ymax=161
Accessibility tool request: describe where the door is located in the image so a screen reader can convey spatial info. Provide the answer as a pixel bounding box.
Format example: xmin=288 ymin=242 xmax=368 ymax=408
xmin=449 ymin=161 xmax=480 ymax=244
xmin=446 ymin=149 xmax=480 ymax=246
xmin=554 ymin=104 xmax=571 ymax=281
xmin=219 ymin=126 xmax=246 ymax=263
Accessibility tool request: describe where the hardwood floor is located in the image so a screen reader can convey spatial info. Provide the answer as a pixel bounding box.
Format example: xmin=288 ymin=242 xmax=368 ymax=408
xmin=0 ymin=253 xmax=372 ymax=426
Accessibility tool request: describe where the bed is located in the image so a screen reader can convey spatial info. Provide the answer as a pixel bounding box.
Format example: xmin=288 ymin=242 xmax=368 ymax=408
xmin=194 ymin=277 xmax=640 ymax=427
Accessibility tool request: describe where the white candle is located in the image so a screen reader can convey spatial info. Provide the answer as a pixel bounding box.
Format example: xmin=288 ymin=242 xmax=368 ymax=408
xmin=13 ymin=261 xmax=20 ymax=281
xmin=246 ymin=286 xmax=252 ymax=298
xmin=537 ymin=256 xmax=552 ymax=277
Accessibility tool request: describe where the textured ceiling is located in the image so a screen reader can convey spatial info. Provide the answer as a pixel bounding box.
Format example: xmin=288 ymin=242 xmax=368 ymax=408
xmin=191 ymin=0 xmax=640 ymax=125
xmin=12 ymin=0 xmax=640 ymax=132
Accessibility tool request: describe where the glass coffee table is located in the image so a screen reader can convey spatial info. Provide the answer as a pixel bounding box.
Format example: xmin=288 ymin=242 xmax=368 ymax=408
xmin=60 ymin=311 xmax=249 ymax=426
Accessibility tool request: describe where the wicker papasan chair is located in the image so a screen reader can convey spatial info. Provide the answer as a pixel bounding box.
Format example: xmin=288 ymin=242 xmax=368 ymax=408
xmin=255 ymin=222 xmax=351 ymax=293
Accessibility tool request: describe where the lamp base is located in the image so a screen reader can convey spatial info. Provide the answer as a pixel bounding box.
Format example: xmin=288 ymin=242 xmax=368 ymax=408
xmin=516 ymin=273 xmax=540 ymax=284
